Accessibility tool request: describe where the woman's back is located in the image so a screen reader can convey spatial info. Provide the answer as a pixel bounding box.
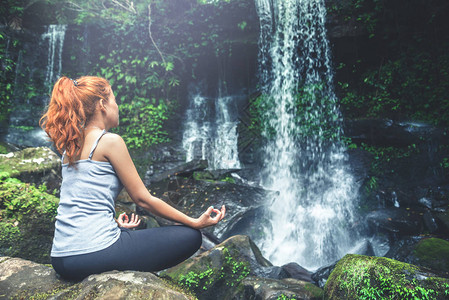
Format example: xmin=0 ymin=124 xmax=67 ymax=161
xmin=51 ymin=130 xmax=122 ymax=257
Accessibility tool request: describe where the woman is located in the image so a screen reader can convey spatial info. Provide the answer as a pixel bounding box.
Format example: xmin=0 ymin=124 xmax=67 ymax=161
xmin=40 ymin=76 xmax=225 ymax=280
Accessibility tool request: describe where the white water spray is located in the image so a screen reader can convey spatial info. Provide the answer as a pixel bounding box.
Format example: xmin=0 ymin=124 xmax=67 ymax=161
xmin=41 ymin=24 xmax=67 ymax=92
xmin=256 ymin=0 xmax=360 ymax=269
xmin=182 ymin=93 xmax=241 ymax=170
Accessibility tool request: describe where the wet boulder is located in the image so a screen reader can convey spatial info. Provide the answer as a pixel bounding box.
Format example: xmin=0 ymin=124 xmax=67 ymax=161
xmin=235 ymin=277 xmax=323 ymax=300
xmin=145 ymin=173 xmax=277 ymax=241
xmin=384 ymin=236 xmax=423 ymax=265
xmin=366 ymin=208 xmax=423 ymax=236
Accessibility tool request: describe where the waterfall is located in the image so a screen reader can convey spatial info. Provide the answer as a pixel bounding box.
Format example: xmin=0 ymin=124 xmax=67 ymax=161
xmin=212 ymin=96 xmax=241 ymax=169
xmin=182 ymin=91 xmax=241 ymax=170
xmin=182 ymin=94 xmax=212 ymax=163
xmin=256 ymin=0 xmax=360 ymax=270
xmin=41 ymin=24 xmax=67 ymax=92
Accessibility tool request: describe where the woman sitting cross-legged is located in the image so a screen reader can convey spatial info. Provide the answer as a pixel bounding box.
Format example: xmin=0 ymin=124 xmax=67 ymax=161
xmin=40 ymin=76 xmax=226 ymax=281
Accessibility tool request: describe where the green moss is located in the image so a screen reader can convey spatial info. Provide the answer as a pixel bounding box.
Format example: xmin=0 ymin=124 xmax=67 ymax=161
xmin=166 ymin=246 xmax=250 ymax=298
xmin=0 ymin=174 xmax=59 ymax=263
xmin=193 ymin=171 xmax=236 ymax=184
xmin=304 ymin=282 xmax=325 ymax=299
xmin=0 ymin=176 xmax=59 ymax=220
xmin=0 ymin=147 xmax=59 ymax=178
xmin=276 ymin=295 xmax=297 ymax=300
xmin=0 ymin=222 xmax=23 ymax=256
xmin=0 ymin=143 xmax=8 ymax=154
xmin=325 ymin=254 xmax=449 ymax=300
xmin=414 ymin=238 xmax=449 ymax=272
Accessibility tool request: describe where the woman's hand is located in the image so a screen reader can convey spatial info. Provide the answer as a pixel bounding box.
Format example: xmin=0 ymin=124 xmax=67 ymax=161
xmin=193 ymin=205 xmax=226 ymax=229
xmin=116 ymin=212 xmax=141 ymax=229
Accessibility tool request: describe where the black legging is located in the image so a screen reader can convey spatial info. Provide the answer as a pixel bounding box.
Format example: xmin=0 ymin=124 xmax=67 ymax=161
xmin=51 ymin=225 xmax=202 ymax=281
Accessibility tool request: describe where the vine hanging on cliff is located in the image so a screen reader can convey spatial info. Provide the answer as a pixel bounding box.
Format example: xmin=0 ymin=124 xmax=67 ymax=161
xmin=147 ymin=1 xmax=166 ymax=65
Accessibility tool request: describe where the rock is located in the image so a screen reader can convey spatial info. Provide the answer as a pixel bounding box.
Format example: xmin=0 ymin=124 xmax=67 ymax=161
xmin=161 ymin=235 xmax=277 ymax=299
xmin=325 ymin=254 xmax=449 ymax=300
xmin=311 ymin=262 xmax=337 ymax=289
xmin=234 ymin=277 xmax=323 ymax=300
xmin=220 ymin=205 xmax=269 ymax=241
xmin=0 ymin=256 xmax=194 ymax=300
xmin=384 ymin=236 xmax=423 ymax=265
xmin=162 ymin=234 xmax=321 ymax=299
xmin=344 ymin=119 xmax=446 ymax=148
xmin=0 ymin=147 xmax=61 ymax=193
xmin=0 ymin=177 xmax=59 ymax=263
xmin=423 ymin=211 xmax=439 ymax=233
xmin=146 ymin=175 xmax=277 ymax=241
xmin=0 ymin=256 xmax=69 ymax=299
xmin=366 ymin=208 xmax=423 ymax=236
xmin=193 ymin=169 xmax=240 ymax=182
xmin=146 ymin=159 xmax=208 ymax=184
xmin=418 ymin=197 xmax=433 ymax=209
xmin=435 ymin=211 xmax=449 ymax=234
xmin=281 ymin=262 xmax=314 ymax=283
xmin=414 ymin=238 xmax=449 ymax=274
xmin=349 ymin=239 xmax=375 ymax=257
xmin=54 ymin=271 xmax=194 ymax=300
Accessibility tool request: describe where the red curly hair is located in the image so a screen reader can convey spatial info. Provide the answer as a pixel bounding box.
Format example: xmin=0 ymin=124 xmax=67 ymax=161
xmin=40 ymin=76 xmax=112 ymax=166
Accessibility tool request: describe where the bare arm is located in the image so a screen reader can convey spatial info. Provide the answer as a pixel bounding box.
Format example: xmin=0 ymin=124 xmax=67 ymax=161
xmin=100 ymin=133 xmax=225 ymax=229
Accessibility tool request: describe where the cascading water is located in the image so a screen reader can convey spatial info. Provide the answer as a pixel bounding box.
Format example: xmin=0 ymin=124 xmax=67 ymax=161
xmin=41 ymin=24 xmax=67 ymax=92
xmin=182 ymin=91 xmax=241 ymax=170
xmin=5 ymin=25 xmax=67 ymax=147
xmin=182 ymin=94 xmax=212 ymax=163
xmin=256 ymin=0 xmax=360 ymax=269
xmin=211 ymin=96 xmax=241 ymax=169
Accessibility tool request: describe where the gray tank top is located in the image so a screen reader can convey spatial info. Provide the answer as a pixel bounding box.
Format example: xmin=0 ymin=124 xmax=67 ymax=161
xmin=51 ymin=130 xmax=122 ymax=257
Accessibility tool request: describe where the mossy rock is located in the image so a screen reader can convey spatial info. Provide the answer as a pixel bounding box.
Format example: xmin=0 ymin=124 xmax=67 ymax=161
xmin=324 ymin=254 xmax=449 ymax=300
xmin=414 ymin=238 xmax=449 ymax=272
xmin=0 ymin=147 xmax=61 ymax=193
xmin=161 ymin=235 xmax=276 ymax=299
xmin=0 ymin=176 xmax=59 ymax=263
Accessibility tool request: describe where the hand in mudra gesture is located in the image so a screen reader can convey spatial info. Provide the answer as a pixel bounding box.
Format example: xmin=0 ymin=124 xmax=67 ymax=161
xmin=116 ymin=212 xmax=141 ymax=229
xmin=194 ymin=205 xmax=226 ymax=229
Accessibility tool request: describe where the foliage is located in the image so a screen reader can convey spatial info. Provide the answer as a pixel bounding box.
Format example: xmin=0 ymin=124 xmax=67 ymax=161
xmin=0 ymin=173 xmax=58 ymax=221
xmin=0 ymin=143 xmax=9 ymax=154
xmin=178 ymin=268 xmax=215 ymax=291
xmin=325 ymin=254 xmax=449 ymax=300
xmin=0 ymin=0 xmax=23 ymax=124
xmin=248 ymin=84 xmax=343 ymax=148
xmin=0 ymin=173 xmax=58 ymax=262
xmin=330 ymin=0 xmax=449 ymax=126
xmin=177 ymin=246 xmax=250 ymax=295
xmin=276 ymin=295 xmax=297 ymax=300
xmin=117 ymin=97 xmax=172 ymax=149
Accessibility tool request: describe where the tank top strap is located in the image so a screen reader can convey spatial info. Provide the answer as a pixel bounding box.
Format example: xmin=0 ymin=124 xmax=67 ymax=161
xmin=88 ymin=129 xmax=107 ymax=160
xmin=61 ymin=150 xmax=66 ymax=164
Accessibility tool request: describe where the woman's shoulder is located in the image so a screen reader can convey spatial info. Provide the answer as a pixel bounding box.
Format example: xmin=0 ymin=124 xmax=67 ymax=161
xmin=99 ymin=132 xmax=127 ymax=151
